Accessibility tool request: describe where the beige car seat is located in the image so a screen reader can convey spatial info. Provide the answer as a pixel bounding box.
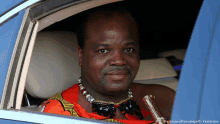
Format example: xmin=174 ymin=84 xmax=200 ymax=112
xmin=134 ymin=58 xmax=178 ymax=90
xmin=26 ymin=31 xmax=80 ymax=99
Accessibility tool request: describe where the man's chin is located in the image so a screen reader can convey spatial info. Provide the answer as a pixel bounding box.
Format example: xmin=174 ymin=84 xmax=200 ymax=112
xmin=102 ymin=76 xmax=131 ymax=92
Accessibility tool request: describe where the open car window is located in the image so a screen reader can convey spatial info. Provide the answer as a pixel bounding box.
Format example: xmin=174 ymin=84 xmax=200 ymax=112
xmin=21 ymin=0 xmax=203 ymax=111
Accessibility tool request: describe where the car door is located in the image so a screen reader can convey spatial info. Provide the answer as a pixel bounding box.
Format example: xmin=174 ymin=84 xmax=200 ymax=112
xmin=171 ymin=0 xmax=220 ymax=123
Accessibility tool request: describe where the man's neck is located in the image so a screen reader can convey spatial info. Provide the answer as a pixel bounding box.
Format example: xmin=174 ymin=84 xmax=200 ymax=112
xmin=93 ymin=91 xmax=129 ymax=103
xmin=81 ymin=80 xmax=129 ymax=103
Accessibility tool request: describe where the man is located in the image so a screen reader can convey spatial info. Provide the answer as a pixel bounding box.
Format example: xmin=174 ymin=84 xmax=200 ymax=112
xmin=38 ymin=5 xmax=175 ymax=124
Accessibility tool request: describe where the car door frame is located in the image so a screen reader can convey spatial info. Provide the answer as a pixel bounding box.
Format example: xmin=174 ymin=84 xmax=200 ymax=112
xmin=0 ymin=8 xmax=36 ymax=110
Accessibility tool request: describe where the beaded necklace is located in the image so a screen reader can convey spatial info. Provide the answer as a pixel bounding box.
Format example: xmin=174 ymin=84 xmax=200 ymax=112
xmin=78 ymin=78 xmax=143 ymax=119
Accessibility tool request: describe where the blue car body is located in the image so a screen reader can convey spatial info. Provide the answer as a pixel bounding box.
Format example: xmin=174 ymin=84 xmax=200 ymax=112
xmin=172 ymin=0 xmax=220 ymax=123
xmin=0 ymin=0 xmax=219 ymax=123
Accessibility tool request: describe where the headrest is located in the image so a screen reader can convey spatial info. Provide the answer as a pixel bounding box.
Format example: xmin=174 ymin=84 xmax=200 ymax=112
xmin=134 ymin=58 xmax=177 ymax=80
xmin=26 ymin=31 xmax=81 ymax=99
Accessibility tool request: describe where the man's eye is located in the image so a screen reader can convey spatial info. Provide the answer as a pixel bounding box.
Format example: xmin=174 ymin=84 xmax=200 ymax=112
xmin=98 ymin=49 xmax=109 ymax=53
xmin=125 ymin=48 xmax=134 ymax=52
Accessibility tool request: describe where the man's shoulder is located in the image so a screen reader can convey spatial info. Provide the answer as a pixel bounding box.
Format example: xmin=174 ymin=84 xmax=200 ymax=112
xmin=131 ymin=82 xmax=175 ymax=102
xmin=131 ymin=82 xmax=175 ymax=94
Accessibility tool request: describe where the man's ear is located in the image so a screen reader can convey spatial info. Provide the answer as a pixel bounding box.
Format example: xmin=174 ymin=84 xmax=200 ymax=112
xmin=77 ymin=45 xmax=83 ymax=67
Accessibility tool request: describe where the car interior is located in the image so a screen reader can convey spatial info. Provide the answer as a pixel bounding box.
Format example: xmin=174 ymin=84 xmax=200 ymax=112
xmin=16 ymin=0 xmax=203 ymax=114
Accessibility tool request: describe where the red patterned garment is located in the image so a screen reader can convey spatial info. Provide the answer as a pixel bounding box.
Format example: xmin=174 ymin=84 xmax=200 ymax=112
xmin=38 ymin=84 xmax=155 ymax=124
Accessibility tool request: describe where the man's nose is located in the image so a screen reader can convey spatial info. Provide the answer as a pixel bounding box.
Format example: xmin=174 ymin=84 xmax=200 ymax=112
xmin=109 ymin=51 xmax=126 ymax=66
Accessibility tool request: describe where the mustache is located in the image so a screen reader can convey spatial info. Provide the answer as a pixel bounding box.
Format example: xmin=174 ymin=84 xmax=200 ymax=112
xmin=102 ymin=66 xmax=132 ymax=75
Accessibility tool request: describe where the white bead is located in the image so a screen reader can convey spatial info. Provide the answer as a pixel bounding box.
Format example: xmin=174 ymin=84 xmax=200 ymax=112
xmin=90 ymin=98 xmax=95 ymax=103
xmin=88 ymin=96 xmax=91 ymax=102
xmin=80 ymin=86 xmax=85 ymax=90
xmin=86 ymin=94 xmax=90 ymax=99
xmin=83 ymin=91 xmax=87 ymax=95
xmin=128 ymin=94 xmax=133 ymax=98
xmin=88 ymin=96 xmax=95 ymax=103
xmin=78 ymin=78 xmax=81 ymax=83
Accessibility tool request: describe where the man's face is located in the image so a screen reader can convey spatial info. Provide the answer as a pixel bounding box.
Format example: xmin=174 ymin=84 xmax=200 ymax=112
xmin=78 ymin=14 xmax=140 ymax=95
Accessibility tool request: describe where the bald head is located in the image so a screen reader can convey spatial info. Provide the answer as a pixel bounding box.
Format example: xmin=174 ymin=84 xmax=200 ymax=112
xmin=77 ymin=7 xmax=139 ymax=49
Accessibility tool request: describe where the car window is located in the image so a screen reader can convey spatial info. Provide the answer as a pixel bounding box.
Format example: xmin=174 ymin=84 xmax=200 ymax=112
xmin=23 ymin=0 xmax=203 ymax=105
xmin=28 ymin=0 xmax=203 ymax=105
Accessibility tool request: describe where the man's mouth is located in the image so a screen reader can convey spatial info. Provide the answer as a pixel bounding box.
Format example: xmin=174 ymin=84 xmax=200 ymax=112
xmin=105 ymin=70 xmax=128 ymax=81
xmin=106 ymin=70 xmax=128 ymax=75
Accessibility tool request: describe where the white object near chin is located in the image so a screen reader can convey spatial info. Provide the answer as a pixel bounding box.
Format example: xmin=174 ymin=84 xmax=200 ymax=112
xmin=143 ymin=95 xmax=167 ymax=124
